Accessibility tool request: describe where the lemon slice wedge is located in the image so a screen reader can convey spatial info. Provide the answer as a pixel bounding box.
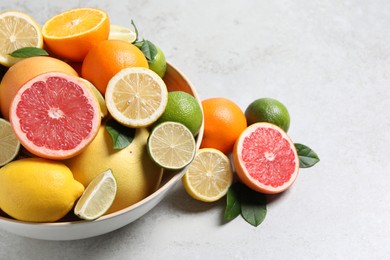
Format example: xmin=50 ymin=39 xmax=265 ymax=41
xmin=74 ymin=169 xmax=117 ymax=220
xmin=109 ymin=25 xmax=137 ymax=43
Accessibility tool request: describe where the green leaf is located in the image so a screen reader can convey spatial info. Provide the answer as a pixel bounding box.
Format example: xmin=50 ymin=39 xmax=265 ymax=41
xmin=240 ymin=184 xmax=267 ymax=227
xmin=295 ymin=143 xmax=320 ymax=168
xmin=105 ymin=119 xmax=136 ymax=149
xmin=224 ymin=182 xmax=242 ymax=221
xmin=9 ymin=47 xmax=49 ymax=58
xmin=135 ymin=39 xmax=157 ymax=62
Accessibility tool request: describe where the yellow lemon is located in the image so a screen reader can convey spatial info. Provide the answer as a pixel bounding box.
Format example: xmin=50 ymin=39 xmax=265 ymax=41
xmin=0 ymin=158 xmax=84 ymax=222
xmin=65 ymin=125 xmax=163 ymax=214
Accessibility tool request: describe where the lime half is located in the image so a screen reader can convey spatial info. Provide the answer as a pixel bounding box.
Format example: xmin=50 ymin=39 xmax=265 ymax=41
xmin=147 ymin=121 xmax=196 ymax=170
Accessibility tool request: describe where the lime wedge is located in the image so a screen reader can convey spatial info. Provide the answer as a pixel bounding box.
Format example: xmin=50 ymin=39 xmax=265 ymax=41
xmin=0 ymin=118 xmax=20 ymax=166
xmin=147 ymin=122 xmax=196 ymax=170
xmin=74 ymin=169 xmax=117 ymax=220
xmin=109 ymin=25 xmax=137 ymax=43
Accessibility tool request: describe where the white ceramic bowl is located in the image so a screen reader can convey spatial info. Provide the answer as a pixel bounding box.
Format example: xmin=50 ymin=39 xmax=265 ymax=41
xmin=0 ymin=63 xmax=204 ymax=240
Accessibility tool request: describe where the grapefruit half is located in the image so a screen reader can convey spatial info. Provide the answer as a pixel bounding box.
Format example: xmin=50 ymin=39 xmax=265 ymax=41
xmin=9 ymin=72 xmax=101 ymax=160
xmin=232 ymin=122 xmax=299 ymax=194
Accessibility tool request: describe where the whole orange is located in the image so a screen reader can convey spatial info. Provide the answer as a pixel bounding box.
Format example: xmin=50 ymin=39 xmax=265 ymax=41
xmin=200 ymin=97 xmax=247 ymax=155
xmin=0 ymin=56 xmax=78 ymax=120
xmin=81 ymin=40 xmax=149 ymax=94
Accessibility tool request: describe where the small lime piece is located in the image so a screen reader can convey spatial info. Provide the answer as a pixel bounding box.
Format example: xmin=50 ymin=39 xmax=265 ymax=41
xmin=147 ymin=121 xmax=196 ymax=170
xmin=153 ymin=91 xmax=203 ymax=136
xmin=148 ymin=47 xmax=167 ymax=78
xmin=245 ymin=97 xmax=290 ymax=132
xmin=0 ymin=118 xmax=20 ymax=166
xmin=74 ymin=169 xmax=117 ymax=220
xmin=108 ymin=25 xmax=137 ymax=43
xmin=182 ymin=148 xmax=233 ymax=202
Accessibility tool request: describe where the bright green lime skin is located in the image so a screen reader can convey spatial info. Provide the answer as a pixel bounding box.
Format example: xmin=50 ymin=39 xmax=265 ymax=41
xmin=154 ymin=91 xmax=203 ymax=136
xmin=148 ymin=47 xmax=167 ymax=78
xmin=245 ymin=98 xmax=290 ymax=132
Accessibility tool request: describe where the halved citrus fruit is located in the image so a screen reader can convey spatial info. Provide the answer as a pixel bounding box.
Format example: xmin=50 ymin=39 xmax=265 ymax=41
xmin=232 ymin=122 xmax=299 ymax=194
xmin=9 ymin=72 xmax=101 ymax=160
xmin=0 ymin=11 xmax=43 ymax=67
xmin=74 ymin=169 xmax=117 ymax=221
xmin=105 ymin=67 xmax=168 ymax=127
xmin=147 ymin=122 xmax=196 ymax=170
xmin=42 ymin=8 xmax=110 ymax=62
xmin=182 ymin=148 xmax=233 ymax=202
xmin=0 ymin=118 xmax=20 ymax=166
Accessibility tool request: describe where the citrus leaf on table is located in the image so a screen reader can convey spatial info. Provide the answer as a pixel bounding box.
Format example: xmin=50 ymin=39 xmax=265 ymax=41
xmin=239 ymin=183 xmax=267 ymax=227
xmin=105 ymin=119 xmax=136 ymax=149
xmin=294 ymin=143 xmax=320 ymax=168
xmin=224 ymin=182 xmax=241 ymax=221
xmin=9 ymin=47 xmax=48 ymax=58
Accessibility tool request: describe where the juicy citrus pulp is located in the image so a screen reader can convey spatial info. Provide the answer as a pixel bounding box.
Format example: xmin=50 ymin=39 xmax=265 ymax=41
xmin=0 ymin=158 xmax=84 ymax=222
xmin=232 ymin=122 xmax=299 ymax=194
xmin=105 ymin=67 xmax=168 ymax=127
xmin=109 ymin=24 xmax=137 ymax=43
xmin=0 ymin=118 xmax=20 ymax=166
xmin=245 ymin=97 xmax=290 ymax=132
xmin=153 ymin=91 xmax=203 ymax=136
xmin=9 ymin=72 xmax=101 ymax=160
xmin=42 ymin=8 xmax=110 ymax=61
xmin=0 ymin=11 xmax=43 ymax=67
xmin=0 ymin=56 xmax=78 ymax=120
xmin=182 ymin=148 xmax=233 ymax=202
xmin=147 ymin=122 xmax=196 ymax=170
xmin=74 ymin=169 xmax=117 ymax=220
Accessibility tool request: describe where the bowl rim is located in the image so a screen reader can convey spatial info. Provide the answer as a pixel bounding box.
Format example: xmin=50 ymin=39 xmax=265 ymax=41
xmin=0 ymin=61 xmax=204 ymax=227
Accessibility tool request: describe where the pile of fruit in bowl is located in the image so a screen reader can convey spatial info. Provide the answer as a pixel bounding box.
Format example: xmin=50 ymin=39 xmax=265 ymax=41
xmin=0 ymin=7 xmax=320 ymax=240
xmin=0 ymin=8 xmax=205 ymax=240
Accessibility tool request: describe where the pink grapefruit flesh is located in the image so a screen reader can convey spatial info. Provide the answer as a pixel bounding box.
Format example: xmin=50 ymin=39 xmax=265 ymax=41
xmin=9 ymin=72 xmax=101 ymax=160
xmin=232 ymin=122 xmax=299 ymax=194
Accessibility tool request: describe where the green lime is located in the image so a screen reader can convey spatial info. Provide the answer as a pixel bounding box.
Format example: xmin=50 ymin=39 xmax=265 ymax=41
xmin=147 ymin=122 xmax=196 ymax=170
xmin=154 ymin=91 xmax=203 ymax=136
xmin=245 ymin=98 xmax=290 ymax=132
xmin=148 ymin=47 xmax=167 ymax=78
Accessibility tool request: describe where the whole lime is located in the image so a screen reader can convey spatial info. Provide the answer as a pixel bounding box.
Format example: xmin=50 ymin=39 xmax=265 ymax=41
xmin=245 ymin=98 xmax=290 ymax=132
xmin=154 ymin=91 xmax=203 ymax=136
xmin=148 ymin=47 xmax=167 ymax=78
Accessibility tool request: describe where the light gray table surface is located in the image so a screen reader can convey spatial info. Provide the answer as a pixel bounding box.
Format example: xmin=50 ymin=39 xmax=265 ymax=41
xmin=1 ymin=0 xmax=389 ymax=259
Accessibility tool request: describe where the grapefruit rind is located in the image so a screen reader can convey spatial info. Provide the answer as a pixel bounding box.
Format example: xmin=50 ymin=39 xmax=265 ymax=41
xmin=9 ymin=72 xmax=101 ymax=160
xmin=232 ymin=122 xmax=299 ymax=194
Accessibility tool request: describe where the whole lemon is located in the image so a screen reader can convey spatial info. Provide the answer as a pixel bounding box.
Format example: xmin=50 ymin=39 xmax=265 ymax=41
xmin=0 ymin=158 xmax=84 ymax=222
xmin=65 ymin=125 xmax=163 ymax=214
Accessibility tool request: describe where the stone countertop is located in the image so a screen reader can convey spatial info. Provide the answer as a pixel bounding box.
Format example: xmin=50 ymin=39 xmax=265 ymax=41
xmin=1 ymin=0 xmax=389 ymax=259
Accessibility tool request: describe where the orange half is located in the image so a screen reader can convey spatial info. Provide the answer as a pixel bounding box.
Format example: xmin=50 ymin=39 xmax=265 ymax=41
xmin=42 ymin=8 xmax=110 ymax=62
